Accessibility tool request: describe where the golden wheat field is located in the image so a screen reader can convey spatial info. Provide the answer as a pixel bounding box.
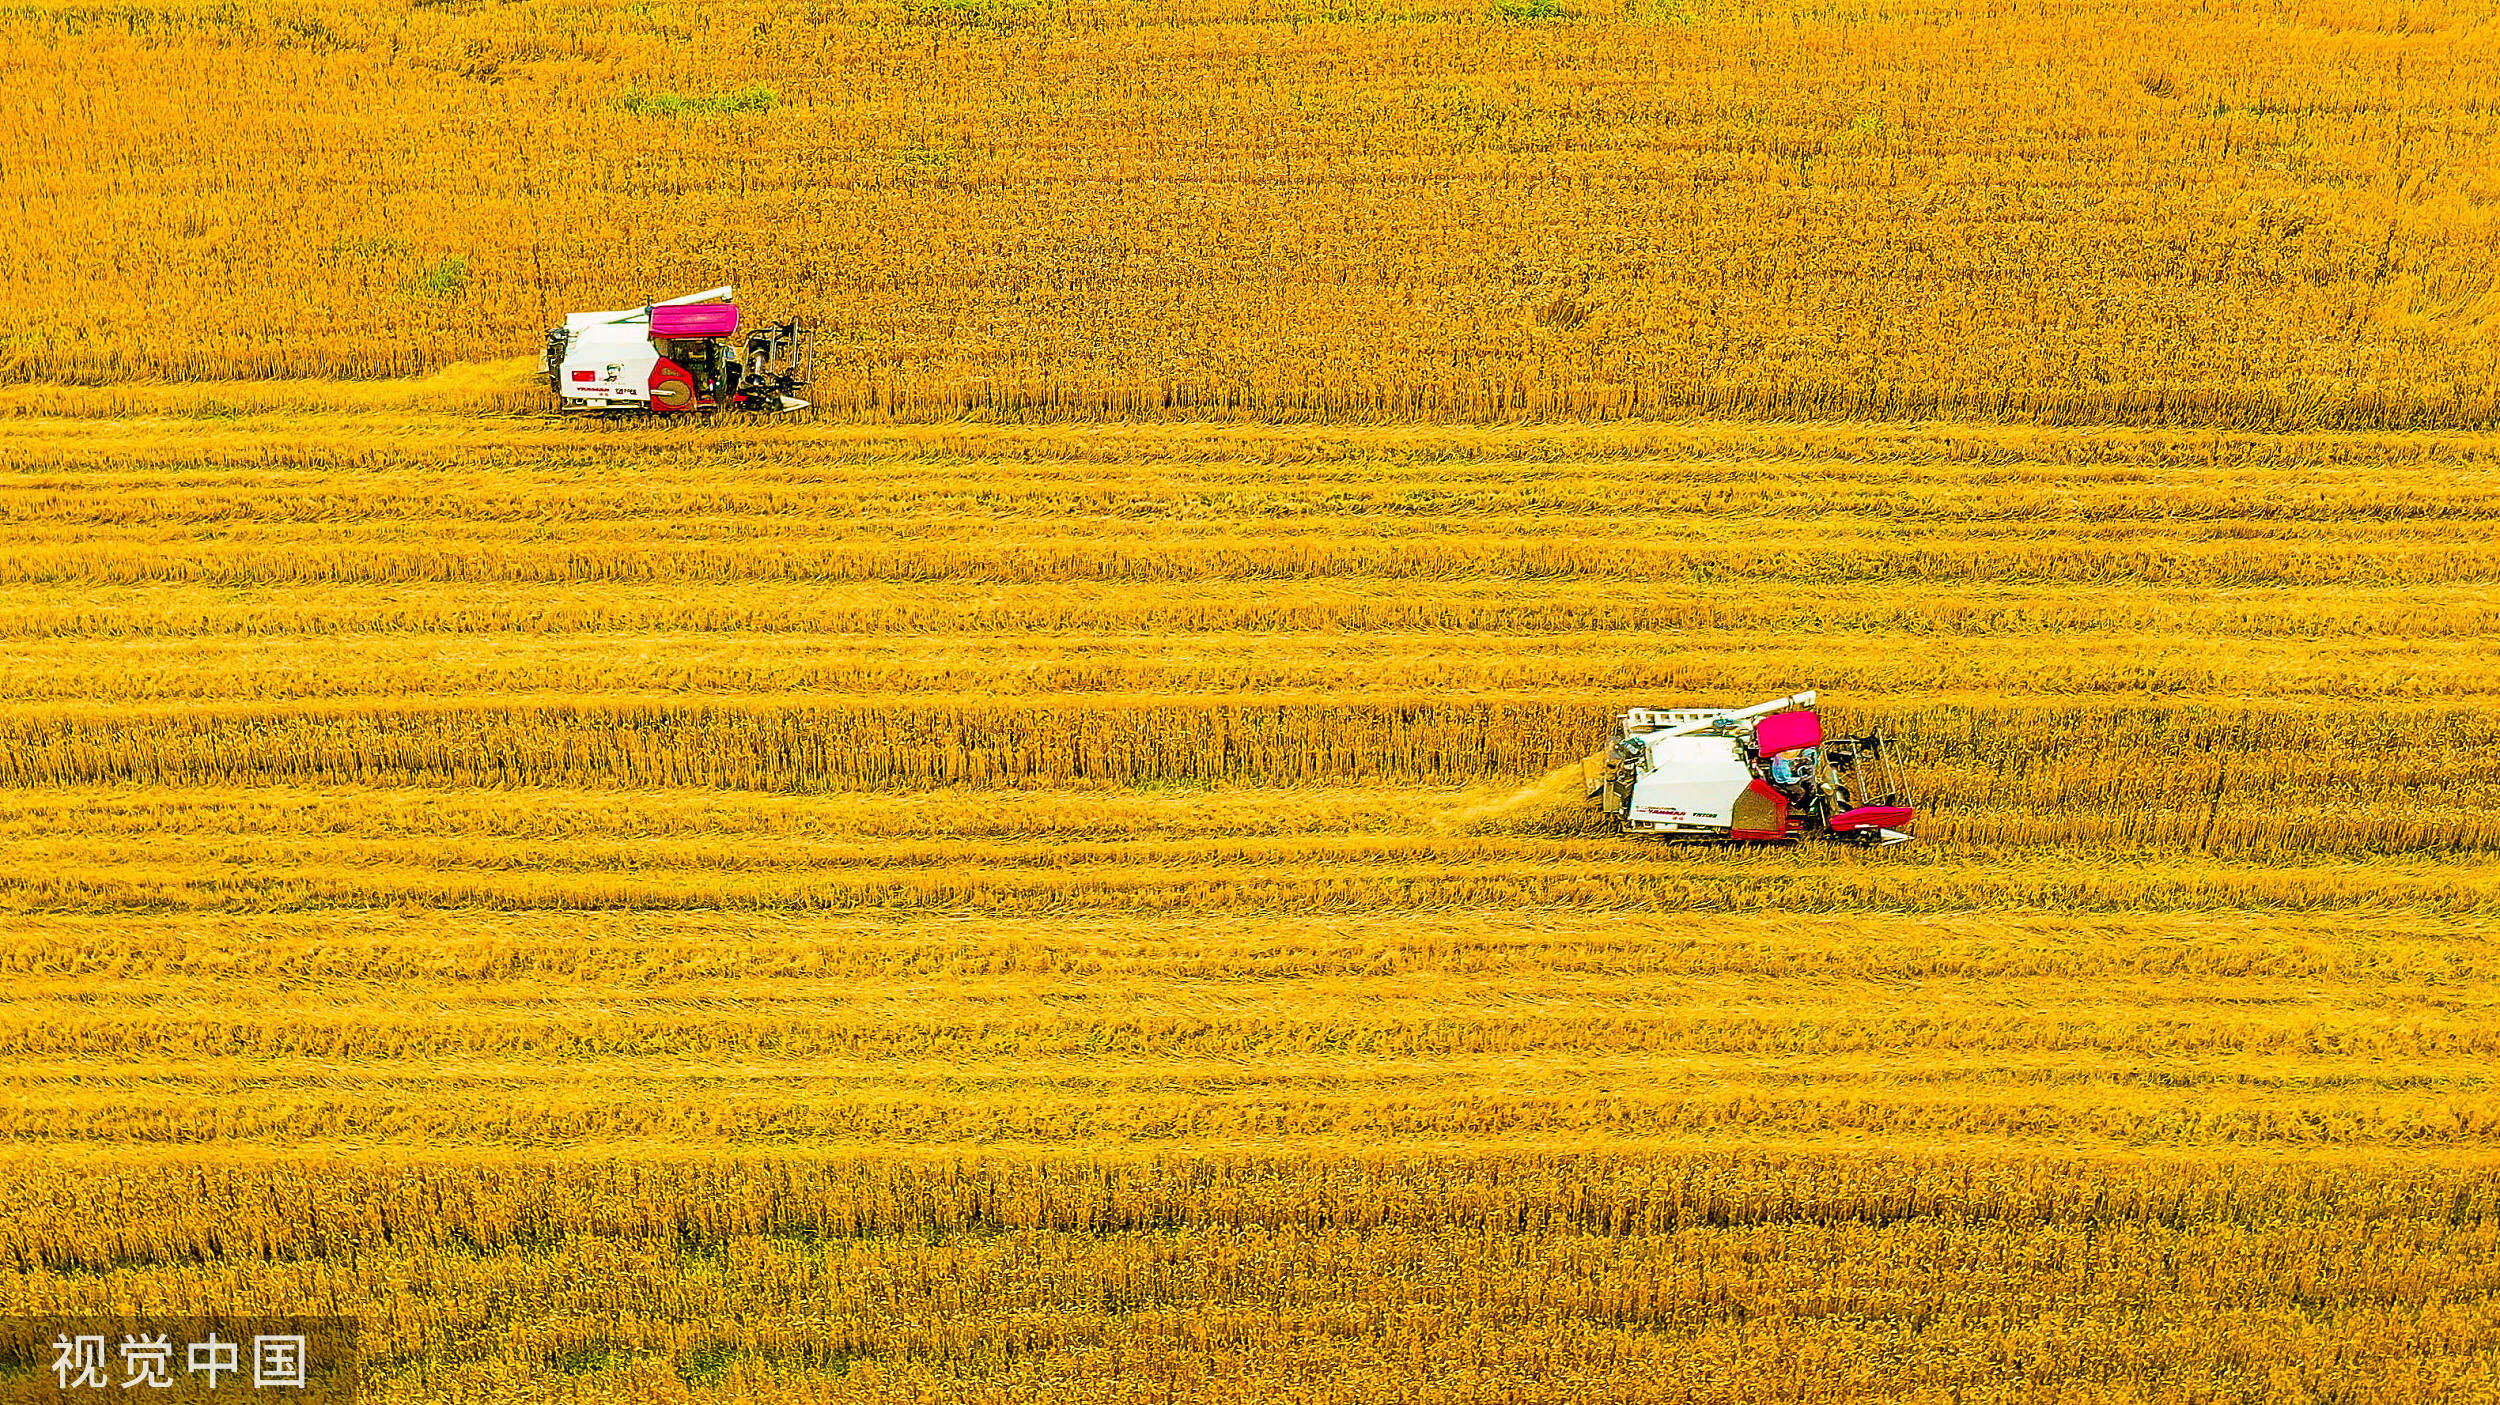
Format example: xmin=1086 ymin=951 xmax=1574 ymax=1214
xmin=8 ymin=0 xmax=2500 ymax=423
xmin=8 ymin=0 xmax=2500 ymax=1398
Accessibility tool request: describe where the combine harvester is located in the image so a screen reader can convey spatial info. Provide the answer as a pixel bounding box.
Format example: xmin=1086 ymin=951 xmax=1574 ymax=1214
xmin=1591 ymin=691 xmax=1915 ymax=845
xmin=544 ymin=286 xmax=815 ymax=414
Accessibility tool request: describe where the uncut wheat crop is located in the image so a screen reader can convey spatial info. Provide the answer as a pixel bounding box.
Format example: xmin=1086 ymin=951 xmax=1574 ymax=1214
xmin=7 ymin=0 xmax=2500 ymax=424
xmin=6 ymin=0 xmax=2500 ymax=1399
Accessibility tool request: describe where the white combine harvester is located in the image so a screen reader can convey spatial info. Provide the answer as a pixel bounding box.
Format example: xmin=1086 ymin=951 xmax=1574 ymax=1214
xmin=543 ymin=286 xmax=815 ymax=414
xmin=1591 ymin=691 xmax=1915 ymax=845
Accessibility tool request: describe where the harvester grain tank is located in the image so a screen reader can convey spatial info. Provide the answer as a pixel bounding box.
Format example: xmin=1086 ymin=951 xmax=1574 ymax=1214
xmin=1591 ymin=691 xmax=1914 ymax=844
xmin=543 ymin=286 xmax=815 ymax=414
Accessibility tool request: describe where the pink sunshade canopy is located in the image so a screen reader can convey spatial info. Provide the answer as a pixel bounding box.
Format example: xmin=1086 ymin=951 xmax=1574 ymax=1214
xmin=1753 ymin=710 xmax=1823 ymax=754
xmin=650 ymin=303 xmax=738 ymax=337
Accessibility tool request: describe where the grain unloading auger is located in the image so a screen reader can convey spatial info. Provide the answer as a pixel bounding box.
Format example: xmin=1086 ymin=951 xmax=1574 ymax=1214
xmin=544 ymin=286 xmax=815 ymax=414
xmin=1591 ymin=691 xmax=1915 ymax=845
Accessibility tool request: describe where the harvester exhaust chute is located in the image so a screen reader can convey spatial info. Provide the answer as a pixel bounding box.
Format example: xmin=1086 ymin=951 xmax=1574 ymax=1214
xmin=1591 ymin=691 xmax=1915 ymax=845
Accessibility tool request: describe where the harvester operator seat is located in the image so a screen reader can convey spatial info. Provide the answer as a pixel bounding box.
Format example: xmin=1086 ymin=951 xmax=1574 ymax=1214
xmin=1754 ymin=709 xmax=1826 ymax=806
xmin=1767 ymin=746 xmax=1818 ymax=802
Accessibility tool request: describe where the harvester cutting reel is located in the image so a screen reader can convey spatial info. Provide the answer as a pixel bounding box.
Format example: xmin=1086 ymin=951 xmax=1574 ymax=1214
xmin=1591 ymin=691 xmax=1915 ymax=845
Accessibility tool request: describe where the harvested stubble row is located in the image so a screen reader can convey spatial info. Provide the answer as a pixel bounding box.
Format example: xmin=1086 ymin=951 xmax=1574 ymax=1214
xmin=1 ymin=409 xmax=2496 ymax=1400
xmin=5 ymin=894 xmax=2491 ymax=1153
xmin=2 ymin=1154 xmax=2496 ymax=1403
